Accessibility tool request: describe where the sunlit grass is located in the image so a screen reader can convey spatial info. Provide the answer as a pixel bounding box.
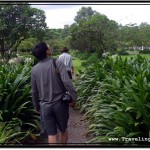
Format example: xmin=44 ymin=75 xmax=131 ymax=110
xmin=73 ymin=58 xmax=85 ymax=74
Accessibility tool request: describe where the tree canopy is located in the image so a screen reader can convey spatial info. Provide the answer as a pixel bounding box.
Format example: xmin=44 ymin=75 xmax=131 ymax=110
xmin=69 ymin=7 xmax=118 ymax=56
xmin=0 ymin=3 xmax=47 ymax=59
xmin=2 ymin=4 xmax=150 ymax=59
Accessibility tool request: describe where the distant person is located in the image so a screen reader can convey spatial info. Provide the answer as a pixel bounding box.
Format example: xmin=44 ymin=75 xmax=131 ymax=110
xmin=31 ymin=42 xmax=77 ymax=144
xmin=58 ymin=47 xmax=74 ymax=79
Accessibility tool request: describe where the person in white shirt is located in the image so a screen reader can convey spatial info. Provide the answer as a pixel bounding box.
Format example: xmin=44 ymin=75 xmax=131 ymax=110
xmin=58 ymin=47 xmax=74 ymax=79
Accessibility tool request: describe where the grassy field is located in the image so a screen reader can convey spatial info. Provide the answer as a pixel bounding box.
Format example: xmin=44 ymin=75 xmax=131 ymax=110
xmin=73 ymin=58 xmax=85 ymax=74
xmin=121 ymin=54 xmax=150 ymax=59
xmin=73 ymin=54 xmax=150 ymax=74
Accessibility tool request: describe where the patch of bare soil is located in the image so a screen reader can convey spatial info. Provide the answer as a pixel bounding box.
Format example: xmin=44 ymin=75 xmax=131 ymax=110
xmin=68 ymin=107 xmax=89 ymax=144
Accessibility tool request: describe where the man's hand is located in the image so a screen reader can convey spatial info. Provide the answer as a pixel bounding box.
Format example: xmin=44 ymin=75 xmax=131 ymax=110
xmin=69 ymin=100 xmax=76 ymax=108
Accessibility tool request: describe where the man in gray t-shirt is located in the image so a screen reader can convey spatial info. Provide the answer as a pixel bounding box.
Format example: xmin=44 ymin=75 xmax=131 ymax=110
xmin=31 ymin=42 xmax=77 ymax=144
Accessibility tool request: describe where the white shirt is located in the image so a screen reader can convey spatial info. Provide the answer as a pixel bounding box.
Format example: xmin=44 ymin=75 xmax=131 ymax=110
xmin=58 ymin=52 xmax=73 ymax=71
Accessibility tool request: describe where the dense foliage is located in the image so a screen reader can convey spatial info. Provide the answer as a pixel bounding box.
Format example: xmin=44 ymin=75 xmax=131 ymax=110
xmin=43 ymin=7 xmax=150 ymax=57
xmin=1 ymin=5 xmax=150 ymax=59
xmin=75 ymin=55 xmax=150 ymax=145
xmin=69 ymin=7 xmax=118 ymax=57
xmin=0 ymin=2 xmax=47 ymax=59
xmin=0 ymin=63 xmax=40 ymax=144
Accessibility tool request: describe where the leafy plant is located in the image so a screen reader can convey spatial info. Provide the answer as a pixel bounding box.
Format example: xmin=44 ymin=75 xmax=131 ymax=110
xmin=75 ymin=55 xmax=150 ymax=145
xmin=0 ymin=63 xmax=40 ymax=143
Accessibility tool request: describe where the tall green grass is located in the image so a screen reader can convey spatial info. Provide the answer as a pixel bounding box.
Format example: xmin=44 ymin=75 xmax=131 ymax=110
xmin=0 ymin=63 xmax=40 ymax=144
xmin=75 ymin=55 xmax=150 ymax=145
xmin=73 ymin=58 xmax=85 ymax=74
xmin=121 ymin=54 xmax=150 ymax=59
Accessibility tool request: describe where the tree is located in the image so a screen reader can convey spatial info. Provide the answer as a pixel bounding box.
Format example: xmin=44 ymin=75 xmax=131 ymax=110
xmin=74 ymin=6 xmax=98 ymax=24
xmin=44 ymin=28 xmax=62 ymax=40
xmin=85 ymin=14 xmax=118 ymax=56
xmin=61 ymin=25 xmax=70 ymax=39
xmin=69 ymin=23 xmax=86 ymax=51
xmin=70 ymin=6 xmax=99 ymax=52
xmin=17 ymin=38 xmax=37 ymax=52
xmin=117 ymin=23 xmax=144 ymax=53
xmin=70 ymin=10 xmax=118 ymax=56
xmin=0 ymin=3 xmax=47 ymax=59
xmin=44 ymin=28 xmax=65 ymax=52
xmin=139 ymin=22 xmax=150 ymax=47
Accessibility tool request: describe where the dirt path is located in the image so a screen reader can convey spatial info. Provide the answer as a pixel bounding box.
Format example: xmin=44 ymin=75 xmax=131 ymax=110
xmin=67 ymin=76 xmax=91 ymax=144
xmin=67 ymin=75 xmax=90 ymax=143
xmin=68 ymin=107 xmax=89 ymax=144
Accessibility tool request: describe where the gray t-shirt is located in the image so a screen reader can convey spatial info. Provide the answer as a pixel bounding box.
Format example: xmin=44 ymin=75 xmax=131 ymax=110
xmin=31 ymin=57 xmax=77 ymax=110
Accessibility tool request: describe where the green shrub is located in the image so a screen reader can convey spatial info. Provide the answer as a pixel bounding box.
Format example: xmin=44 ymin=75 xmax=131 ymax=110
xmin=139 ymin=50 xmax=150 ymax=54
xmin=75 ymin=55 xmax=150 ymax=145
xmin=71 ymin=51 xmax=90 ymax=60
xmin=81 ymin=53 xmax=100 ymax=67
xmin=0 ymin=63 xmax=40 ymax=143
xmin=118 ymin=50 xmax=129 ymax=55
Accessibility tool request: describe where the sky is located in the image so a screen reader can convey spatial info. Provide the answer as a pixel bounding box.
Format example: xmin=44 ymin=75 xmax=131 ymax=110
xmin=31 ymin=3 xmax=150 ymax=29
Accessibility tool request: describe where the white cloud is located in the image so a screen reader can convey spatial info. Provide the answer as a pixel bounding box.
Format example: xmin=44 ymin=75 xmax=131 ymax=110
xmin=44 ymin=6 xmax=79 ymax=28
xmin=88 ymin=5 xmax=150 ymax=25
xmin=32 ymin=4 xmax=150 ymax=28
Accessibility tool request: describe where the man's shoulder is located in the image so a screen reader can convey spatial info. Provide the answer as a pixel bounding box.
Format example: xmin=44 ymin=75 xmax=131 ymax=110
xmin=32 ymin=63 xmax=40 ymax=73
xmin=63 ymin=53 xmax=71 ymax=57
xmin=59 ymin=54 xmax=63 ymax=57
xmin=67 ymin=53 xmax=71 ymax=56
xmin=55 ymin=58 xmax=65 ymax=67
xmin=56 ymin=58 xmax=63 ymax=64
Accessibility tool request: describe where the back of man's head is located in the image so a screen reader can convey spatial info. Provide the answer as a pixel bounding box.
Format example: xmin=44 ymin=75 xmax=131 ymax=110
xmin=61 ymin=47 xmax=69 ymax=53
xmin=32 ymin=42 xmax=48 ymax=60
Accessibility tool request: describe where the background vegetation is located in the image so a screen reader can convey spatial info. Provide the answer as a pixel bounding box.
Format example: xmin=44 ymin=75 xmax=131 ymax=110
xmin=75 ymin=55 xmax=150 ymax=145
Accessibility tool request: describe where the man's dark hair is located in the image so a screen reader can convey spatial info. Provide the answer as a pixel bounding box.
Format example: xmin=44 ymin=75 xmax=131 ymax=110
xmin=32 ymin=42 xmax=48 ymax=60
xmin=61 ymin=47 xmax=69 ymax=53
